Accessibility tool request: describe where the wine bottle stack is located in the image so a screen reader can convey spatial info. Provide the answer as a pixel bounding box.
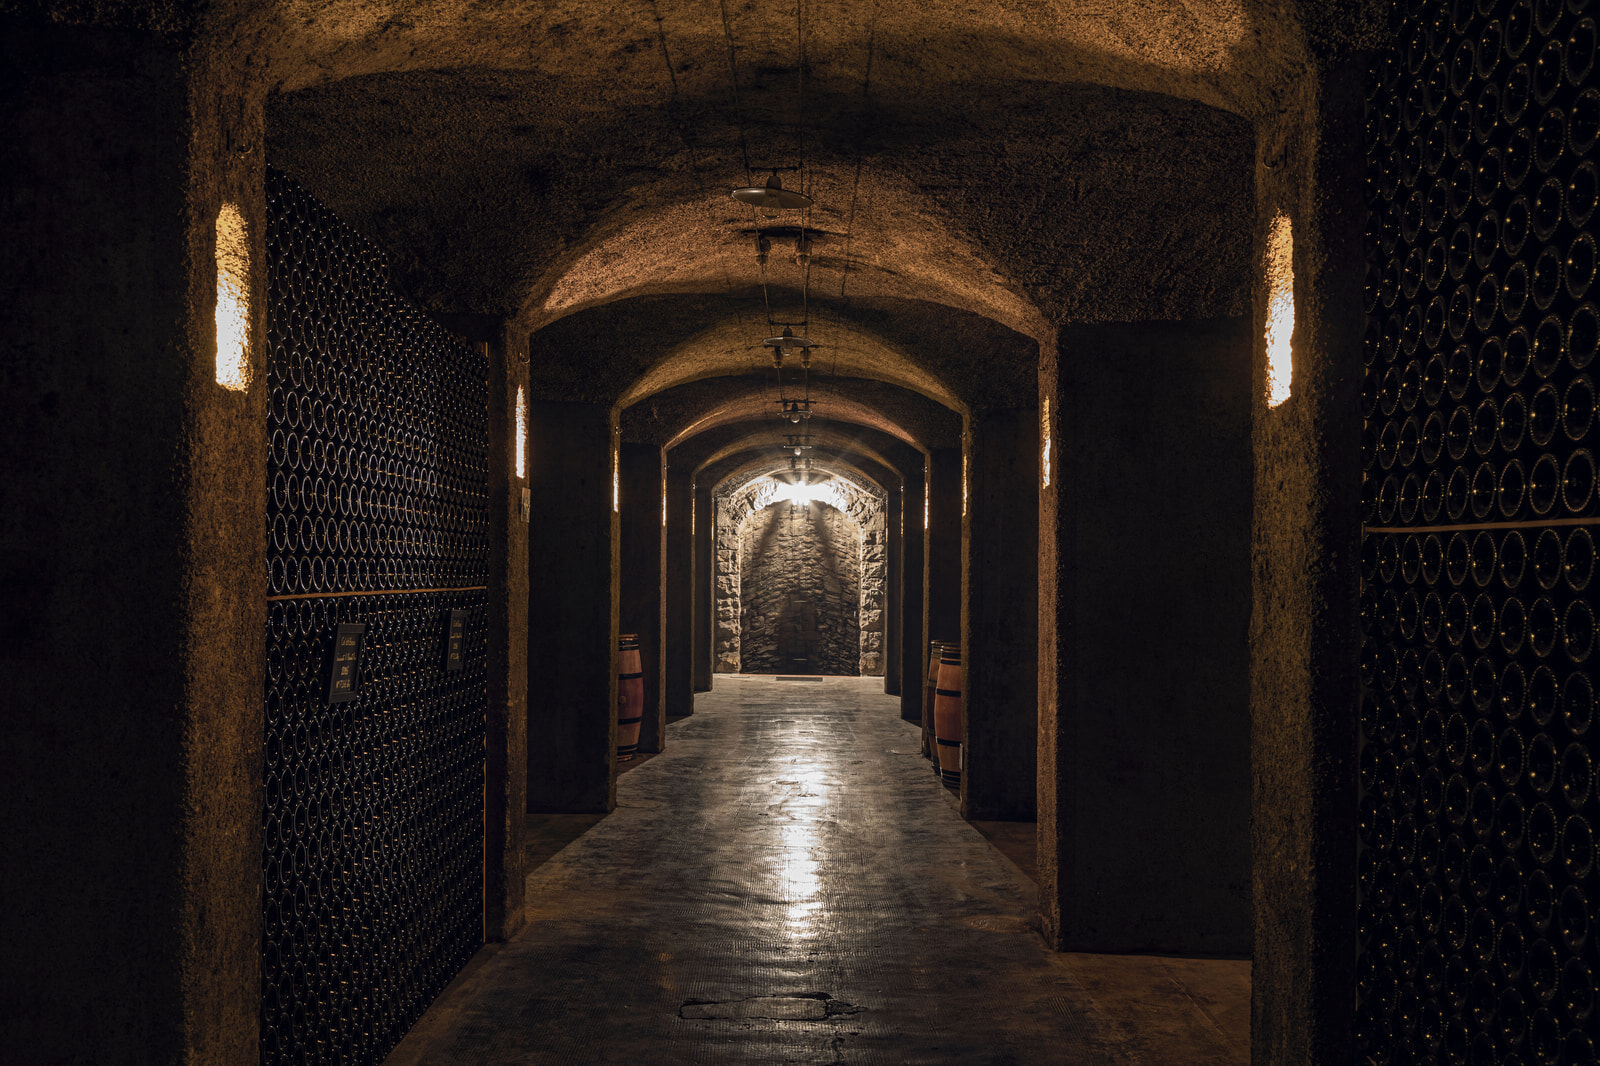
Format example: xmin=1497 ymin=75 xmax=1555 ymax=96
xmin=264 ymin=173 xmax=489 ymax=599
xmin=1360 ymin=2 xmax=1600 ymax=1062
xmin=260 ymin=167 xmax=490 ymax=1066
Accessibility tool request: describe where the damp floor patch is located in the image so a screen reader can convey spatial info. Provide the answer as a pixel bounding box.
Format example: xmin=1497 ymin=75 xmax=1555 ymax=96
xmin=679 ymin=994 xmax=856 ymax=1021
xmin=774 ymin=676 xmax=824 ymax=681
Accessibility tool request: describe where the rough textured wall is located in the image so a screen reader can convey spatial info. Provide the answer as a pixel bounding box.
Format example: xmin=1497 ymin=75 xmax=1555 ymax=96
xmin=739 ymin=502 xmax=863 ymax=675
xmin=0 ymin=23 xmax=265 ymax=1065
xmin=1249 ymin=65 xmax=1364 ymax=1066
xmin=714 ymin=476 xmax=886 ymax=674
xmin=858 ymin=511 xmax=885 ymax=675
xmin=714 ymin=495 xmax=742 ymax=672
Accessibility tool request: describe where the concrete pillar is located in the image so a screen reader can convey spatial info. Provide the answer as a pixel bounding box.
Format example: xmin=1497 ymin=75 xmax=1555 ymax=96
xmin=1037 ymin=318 xmax=1253 ymax=955
xmin=884 ymin=488 xmax=903 ymax=696
xmin=922 ymin=448 xmax=963 ymax=755
xmin=960 ymin=410 xmax=1038 ymax=822
xmin=526 ymin=402 xmax=617 ymax=812
xmin=899 ymin=461 xmax=927 ymax=723
xmin=664 ymin=462 xmax=695 ymax=717
xmin=0 ymin=23 xmax=263 ymax=1062
xmin=620 ymin=443 xmax=667 ymax=753
xmin=692 ymin=484 xmax=714 ymax=692
xmin=438 ymin=316 xmax=529 ymax=942
xmin=1247 ymin=65 xmax=1365 ymax=1064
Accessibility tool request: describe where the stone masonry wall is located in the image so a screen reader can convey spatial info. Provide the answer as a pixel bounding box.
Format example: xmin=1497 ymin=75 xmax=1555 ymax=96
xmin=738 ymin=502 xmax=861 ymax=675
xmin=714 ymin=495 xmax=742 ymax=672
xmin=713 ymin=475 xmax=884 ymax=675
xmin=857 ymin=509 xmax=884 ymax=676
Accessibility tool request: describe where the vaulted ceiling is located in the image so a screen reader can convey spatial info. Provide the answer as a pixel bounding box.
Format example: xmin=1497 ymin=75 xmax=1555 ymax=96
xmin=249 ymin=0 xmax=1382 ymax=458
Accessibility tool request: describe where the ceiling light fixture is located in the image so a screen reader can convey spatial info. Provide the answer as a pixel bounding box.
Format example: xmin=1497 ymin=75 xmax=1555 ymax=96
xmin=764 ymin=324 xmax=817 ymax=370
xmin=732 ymin=171 xmax=814 ymax=219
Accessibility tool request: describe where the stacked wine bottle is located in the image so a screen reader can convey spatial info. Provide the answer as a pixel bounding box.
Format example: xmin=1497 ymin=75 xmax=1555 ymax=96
xmin=261 ymin=167 xmax=490 ymax=1066
xmin=1360 ymin=1 xmax=1600 ymax=1061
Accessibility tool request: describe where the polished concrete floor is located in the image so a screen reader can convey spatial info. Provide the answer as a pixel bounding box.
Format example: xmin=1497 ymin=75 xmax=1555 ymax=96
xmin=387 ymin=676 xmax=1249 ymax=1065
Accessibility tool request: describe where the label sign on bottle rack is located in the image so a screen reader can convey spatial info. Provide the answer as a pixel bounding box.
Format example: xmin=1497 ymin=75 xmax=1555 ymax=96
xmin=444 ymin=610 xmax=466 ymax=672
xmin=327 ymin=623 xmax=367 ymax=703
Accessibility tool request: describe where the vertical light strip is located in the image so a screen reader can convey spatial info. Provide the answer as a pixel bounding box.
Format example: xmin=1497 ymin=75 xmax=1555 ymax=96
xmin=1265 ymin=211 xmax=1295 ymax=408
xmin=214 ymin=203 xmax=249 ymax=391
xmin=1041 ymin=396 xmax=1052 ymax=489
xmin=962 ymin=452 xmax=969 ymax=517
xmin=662 ymin=481 xmax=668 ymax=527
xmin=612 ymin=439 xmax=620 ymax=513
xmin=514 ymin=386 xmax=527 ymax=479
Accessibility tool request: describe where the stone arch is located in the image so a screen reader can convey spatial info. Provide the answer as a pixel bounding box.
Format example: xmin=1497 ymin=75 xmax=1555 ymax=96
xmin=712 ymin=472 xmax=885 ymax=675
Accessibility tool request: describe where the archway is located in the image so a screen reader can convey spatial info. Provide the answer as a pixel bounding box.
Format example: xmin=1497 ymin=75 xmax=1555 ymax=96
xmin=712 ymin=473 xmax=886 ymax=676
xmin=739 ymin=495 xmax=861 ymax=675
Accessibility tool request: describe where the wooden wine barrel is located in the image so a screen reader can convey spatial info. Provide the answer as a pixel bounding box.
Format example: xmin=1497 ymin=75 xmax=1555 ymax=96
xmin=617 ymin=633 xmax=644 ymax=760
xmin=923 ymin=640 xmax=945 ymax=768
xmin=933 ymin=644 xmax=962 ymax=789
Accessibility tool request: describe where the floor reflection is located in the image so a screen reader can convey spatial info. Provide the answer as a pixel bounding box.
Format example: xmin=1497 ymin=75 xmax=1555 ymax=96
xmin=387 ymin=676 xmax=1251 ymax=1065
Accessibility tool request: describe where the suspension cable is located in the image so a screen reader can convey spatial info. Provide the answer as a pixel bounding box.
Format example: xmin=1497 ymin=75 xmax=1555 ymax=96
xmin=717 ymin=0 xmax=754 ymax=187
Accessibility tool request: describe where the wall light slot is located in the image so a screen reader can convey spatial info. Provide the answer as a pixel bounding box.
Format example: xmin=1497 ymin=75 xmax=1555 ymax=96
xmin=1265 ymin=212 xmax=1295 ymax=409
xmin=515 ymin=386 xmax=527 ymax=479
xmin=214 ymin=203 xmax=250 ymax=391
xmin=1041 ymin=396 xmax=1052 ymax=489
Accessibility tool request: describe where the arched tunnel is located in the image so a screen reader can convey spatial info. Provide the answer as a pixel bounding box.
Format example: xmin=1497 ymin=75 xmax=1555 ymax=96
xmin=8 ymin=0 xmax=1596 ymax=1063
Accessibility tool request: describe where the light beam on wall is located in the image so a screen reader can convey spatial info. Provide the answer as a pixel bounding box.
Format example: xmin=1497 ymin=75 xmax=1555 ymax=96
xmin=1265 ymin=212 xmax=1295 ymax=409
xmin=515 ymin=387 xmax=527 ymax=479
xmin=612 ymin=438 xmax=620 ymax=513
xmin=214 ymin=203 xmax=249 ymax=391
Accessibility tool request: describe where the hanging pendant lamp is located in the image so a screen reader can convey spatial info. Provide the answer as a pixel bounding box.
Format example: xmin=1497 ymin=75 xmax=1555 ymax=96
xmin=764 ymin=324 xmax=817 ymax=358
xmin=732 ymin=172 xmax=814 ymax=218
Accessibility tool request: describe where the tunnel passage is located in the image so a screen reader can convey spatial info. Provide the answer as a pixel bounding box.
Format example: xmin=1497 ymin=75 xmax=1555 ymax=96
xmin=714 ymin=474 xmax=886 ymax=675
xmin=739 ymin=496 xmax=863 ymax=675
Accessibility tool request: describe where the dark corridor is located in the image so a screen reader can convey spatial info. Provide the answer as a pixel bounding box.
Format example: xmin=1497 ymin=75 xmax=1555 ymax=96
xmin=4 ymin=2 xmax=1549 ymax=1064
